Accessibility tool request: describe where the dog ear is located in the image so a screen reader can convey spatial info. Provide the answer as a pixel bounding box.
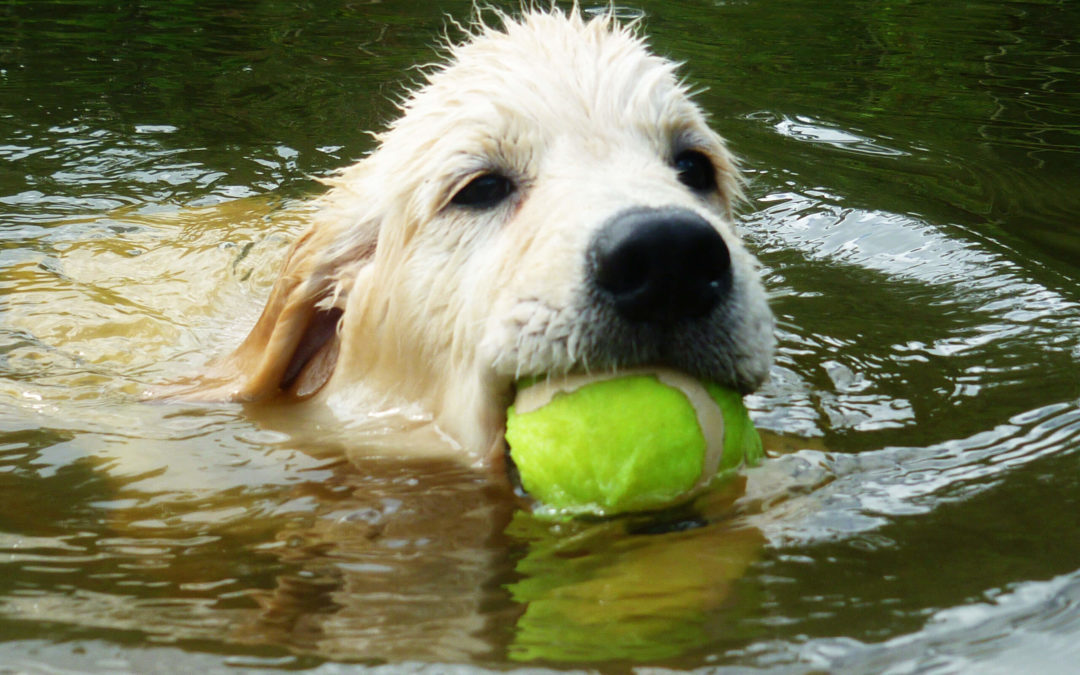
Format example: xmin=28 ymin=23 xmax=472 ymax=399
xmin=192 ymin=218 xmax=377 ymax=402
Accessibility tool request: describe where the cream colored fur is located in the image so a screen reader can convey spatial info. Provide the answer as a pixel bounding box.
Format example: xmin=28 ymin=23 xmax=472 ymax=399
xmin=193 ymin=8 xmax=775 ymax=466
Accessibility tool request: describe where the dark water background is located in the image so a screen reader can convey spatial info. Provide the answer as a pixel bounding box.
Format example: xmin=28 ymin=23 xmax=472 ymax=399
xmin=1 ymin=0 xmax=1079 ymax=672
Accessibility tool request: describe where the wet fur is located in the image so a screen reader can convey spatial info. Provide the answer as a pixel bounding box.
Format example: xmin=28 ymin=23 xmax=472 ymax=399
xmin=190 ymin=8 xmax=775 ymax=464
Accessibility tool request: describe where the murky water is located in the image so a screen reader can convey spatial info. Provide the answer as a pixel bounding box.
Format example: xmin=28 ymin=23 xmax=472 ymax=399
xmin=2 ymin=0 xmax=1079 ymax=672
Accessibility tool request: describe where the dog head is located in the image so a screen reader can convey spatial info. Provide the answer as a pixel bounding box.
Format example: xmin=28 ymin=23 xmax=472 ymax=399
xmin=212 ymin=9 xmax=774 ymax=462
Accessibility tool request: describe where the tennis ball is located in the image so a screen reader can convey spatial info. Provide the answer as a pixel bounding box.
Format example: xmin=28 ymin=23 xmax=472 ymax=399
xmin=505 ymin=369 xmax=762 ymax=517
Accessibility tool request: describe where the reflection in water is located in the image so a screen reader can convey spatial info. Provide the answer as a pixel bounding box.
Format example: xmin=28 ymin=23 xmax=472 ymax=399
xmin=1 ymin=0 xmax=1080 ymax=671
xmin=231 ymin=460 xmax=518 ymax=663
xmin=507 ymin=508 xmax=763 ymax=663
xmin=0 ymin=378 xmax=766 ymax=665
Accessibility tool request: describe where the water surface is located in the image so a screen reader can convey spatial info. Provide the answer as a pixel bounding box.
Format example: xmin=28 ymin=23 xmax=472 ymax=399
xmin=1 ymin=0 xmax=1079 ymax=672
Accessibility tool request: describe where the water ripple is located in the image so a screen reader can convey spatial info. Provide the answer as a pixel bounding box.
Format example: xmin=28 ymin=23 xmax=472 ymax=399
xmin=749 ymin=399 xmax=1080 ymax=545
xmin=749 ymin=112 xmax=910 ymax=157
xmin=746 ymin=189 xmax=1080 ymax=443
xmin=818 ymin=568 xmax=1080 ymax=674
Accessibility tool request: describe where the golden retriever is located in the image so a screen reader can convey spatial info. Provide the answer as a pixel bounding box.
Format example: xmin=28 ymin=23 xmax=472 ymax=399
xmin=190 ymin=7 xmax=775 ymax=466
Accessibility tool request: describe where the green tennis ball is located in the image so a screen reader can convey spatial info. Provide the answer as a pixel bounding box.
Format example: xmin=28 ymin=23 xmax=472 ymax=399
xmin=505 ymin=369 xmax=763 ymax=517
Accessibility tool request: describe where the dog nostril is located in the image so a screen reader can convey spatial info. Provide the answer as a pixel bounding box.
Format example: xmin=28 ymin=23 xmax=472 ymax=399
xmin=590 ymin=208 xmax=731 ymax=323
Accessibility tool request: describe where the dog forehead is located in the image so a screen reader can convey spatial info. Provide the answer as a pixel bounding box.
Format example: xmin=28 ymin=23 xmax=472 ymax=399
xmin=386 ymin=12 xmax=698 ymax=158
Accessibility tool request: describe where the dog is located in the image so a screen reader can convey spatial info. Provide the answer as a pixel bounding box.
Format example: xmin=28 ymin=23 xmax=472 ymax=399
xmin=190 ymin=7 xmax=775 ymax=466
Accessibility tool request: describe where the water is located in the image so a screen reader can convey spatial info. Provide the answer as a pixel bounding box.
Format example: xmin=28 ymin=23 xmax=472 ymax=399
xmin=2 ymin=0 xmax=1079 ymax=671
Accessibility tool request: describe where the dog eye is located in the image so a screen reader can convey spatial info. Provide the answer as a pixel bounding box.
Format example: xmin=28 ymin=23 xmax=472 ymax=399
xmin=451 ymin=172 xmax=514 ymax=208
xmin=674 ymin=150 xmax=717 ymax=192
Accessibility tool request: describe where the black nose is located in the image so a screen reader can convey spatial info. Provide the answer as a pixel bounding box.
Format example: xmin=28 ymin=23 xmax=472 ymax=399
xmin=589 ymin=207 xmax=731 ymax=323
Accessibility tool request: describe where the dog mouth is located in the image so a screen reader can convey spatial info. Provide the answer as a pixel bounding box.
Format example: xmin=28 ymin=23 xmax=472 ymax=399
xmin=498 ymin=365 xmax=737 ymax=509
xmin=500 ymin=364 xmax=710 ymax=435
xmin=486 ymin=203 xmax=775 ymax=460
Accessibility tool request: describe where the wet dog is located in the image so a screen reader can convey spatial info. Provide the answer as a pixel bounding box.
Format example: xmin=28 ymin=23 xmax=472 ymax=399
xmin=192 ymin=8 xmax=775 ymax=465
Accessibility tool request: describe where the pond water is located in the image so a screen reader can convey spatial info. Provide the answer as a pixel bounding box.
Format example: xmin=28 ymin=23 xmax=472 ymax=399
xmin=2 ymin=0 xmax=1079 ymax=672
